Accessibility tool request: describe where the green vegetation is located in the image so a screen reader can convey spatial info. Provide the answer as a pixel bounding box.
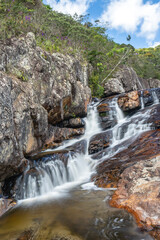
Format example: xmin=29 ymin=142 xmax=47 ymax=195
xmin=0 ymin=0 xmax=160 ymax=97
xmin=128 ymin=46 xmax=160 ymax=80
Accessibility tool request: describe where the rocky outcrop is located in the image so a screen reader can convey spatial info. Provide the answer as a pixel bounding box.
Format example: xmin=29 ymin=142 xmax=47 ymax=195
xmin=0 ymin=198 xmax=16 ymax=217
xmin=118 ymin=91 xmax=140 ymax=111
xmin=88 ymin=130 xmax=112 ymax=154
xmin=0 ymin=32 xmax=91 ymax=182
xmin=93 ymin=129 xmax=160 ymax=188
xmin=110 ymin=156 xmax=160 ymax=239
xmin=104 ymin=65 xmax=160 ymax=96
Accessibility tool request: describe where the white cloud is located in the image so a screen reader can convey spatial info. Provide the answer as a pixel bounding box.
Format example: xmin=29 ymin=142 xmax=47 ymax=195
xmin=45 ymin=0 xmax=93 ymax=16
xmin=100 ymin=0 xmax=160 ymax=42
xmin=150 ymin=41 xmax=160 ymax=48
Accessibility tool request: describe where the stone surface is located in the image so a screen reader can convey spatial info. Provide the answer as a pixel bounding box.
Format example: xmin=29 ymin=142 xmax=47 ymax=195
xmin=97 ymin=98 xmax=117 ymax=130
xmin=110 ymin=156 xmax=160 ymax=238
xmin=44 ymin=126 xmax=84 ymax=149
xmin=118 ymin=91 xmax=140 ymax=111
xmin=59 ymin=118 xmax=85 ymax=129
xmin=0 ymin=33 xmax=91 ymax=182
xmin=0 ymin=198 xmax=16 ymax=217
xmin=93 ymin=129 xmax=160 ymax=188
xmin=88 ymin=130 xmax=112 ymax=155
xmin=104 ymin=65 xmax=160 ymax=97
xmin=104 ymin=78 xmax=125 ymax=96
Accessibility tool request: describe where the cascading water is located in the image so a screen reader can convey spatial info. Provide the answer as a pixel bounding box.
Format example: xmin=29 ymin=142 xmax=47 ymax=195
xmin=140 ymin=90 xmax=145 ymax=109
xmin=14 ymin=90 xmax=159 ymax=201
xmin=152 ymin=90 xmax=159 ymax=104
xmin=15 ymin=102 xmax=101 ymax=200
xmin=1 ymin=94 xmax=158 ymax=240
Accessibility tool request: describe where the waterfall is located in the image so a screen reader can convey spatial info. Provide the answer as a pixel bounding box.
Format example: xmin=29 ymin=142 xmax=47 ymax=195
xmin=15 ymin=93 xmax=159 ymax=201
xmin=15 ymin=102 xmax=101 ymax=200
xmin=108 ymin=98 xmax=124 ymax=123
xmin=152 ymin=90 xmax=159 ymax=104
xmin=109 ymin=98 xmax=152 ymax=147
xmin=140 ymin=90 xmax=145 ymax=109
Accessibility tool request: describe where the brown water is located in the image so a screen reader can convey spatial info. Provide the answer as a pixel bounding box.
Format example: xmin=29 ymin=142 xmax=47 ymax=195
xmin=0 ymin=187 xmax=153 ymax=240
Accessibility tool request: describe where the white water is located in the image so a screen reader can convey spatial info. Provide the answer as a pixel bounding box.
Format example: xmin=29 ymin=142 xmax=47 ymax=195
xmin=16 ymin=93 xmax=159 ymax=201
xmin=140 ymin=90 xmax=145 ymax=109
xmin=108 ymin=98 xmax=124 ymax=123
xmin=152 ymin=90 xmax=159 ymax=104
xmin=16 ymin=103 xmax=101 ymax=200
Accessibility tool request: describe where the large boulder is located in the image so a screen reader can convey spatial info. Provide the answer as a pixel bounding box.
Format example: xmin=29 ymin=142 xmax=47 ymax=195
xmin=118 ymin=91 xmax=140 ymax=111
xmin=110 ymin=156 xmax=160 ymax=239
xmin=104 ymin=65 xmax=160 ymax=97
xmin=88 ymin=130 xmax=112 ymax=155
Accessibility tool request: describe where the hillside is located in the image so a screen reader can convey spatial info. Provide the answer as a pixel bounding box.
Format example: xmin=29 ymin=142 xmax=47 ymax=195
xmin=0 ymin=0 xmax=160 ymax=97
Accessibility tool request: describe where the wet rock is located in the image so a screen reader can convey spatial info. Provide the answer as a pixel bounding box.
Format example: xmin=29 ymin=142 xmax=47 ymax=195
xmin=110 ymin=155 xmax=160 ymax=236
xmin=88 ymin=130 xmax=112 ymax=155
xmin=0 ymin=198 xmax=16 ymax=217
xmin=67 ymin=139 xmax=87 ymax=155
xmin=146 ymin=104 xmax=160 ymax=129
xmin=44 ymin=126 xmax=84 ymax=149
xmin=28 ymin=150 xmax=74 ymax=163
xmin=17 ymin=229 xmax=35 ymax=240
xmin=93 ymin=129 xmax=160 ymax=188
xmin=97 ymin=98 xmax=117 ymax=130
xmin=97 ymin=102 xmax=110 ymax=113
xmin=118 ymin=91 xmax=140 ymax=112
xmin=59 ymin=118 xmax=85 ymax=129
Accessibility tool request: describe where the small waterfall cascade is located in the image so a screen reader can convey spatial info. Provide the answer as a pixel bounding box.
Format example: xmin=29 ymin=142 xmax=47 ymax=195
xmin=110 ymin=98 xmax=152 ymax=147
xmin=14 ymin=92 xmax=159 ymax=201
xmin=108 ymin=98 xmax=124 ymax=123
xmin=16 ymin=154 xmax=91 ymax=200
xmin=152 ymin=90 xmax=159 ymax=104
xmin=140 ymin=90 xmax=145 ymax=109
xmin=15 ymin=103 xmax=101 ymax=200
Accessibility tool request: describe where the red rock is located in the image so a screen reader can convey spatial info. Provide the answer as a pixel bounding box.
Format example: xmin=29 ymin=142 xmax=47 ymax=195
xmin=0 ymin=198 xmax=16 ymax=217
xmin=97 ymin=103 xmax=110 ymax=113
xmin=110 ymin=156 xmax=160 ymax=238
xmin=94 ymin=129 xmax=160 ymax=188
xmin=118 ymin=91 xmax=140 ymax=111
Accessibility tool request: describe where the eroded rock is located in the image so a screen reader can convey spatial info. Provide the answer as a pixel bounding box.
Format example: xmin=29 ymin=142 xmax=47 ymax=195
xmin=88 ymin=131 xmax=112 ymax=155
xmin=118 ymin=91 xmax=140 ymax=111
xmin=110 ymin=156 xmax=160 ymax=238
xmin=93 ymin=129 xmax=160 ymax=188
xmin=0 ymin=33 xmax=91 ymax=181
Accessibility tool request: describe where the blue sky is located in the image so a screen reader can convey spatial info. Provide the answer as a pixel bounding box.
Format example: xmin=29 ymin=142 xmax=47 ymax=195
xmin=43 ymin=0 xmax=160 ymax=49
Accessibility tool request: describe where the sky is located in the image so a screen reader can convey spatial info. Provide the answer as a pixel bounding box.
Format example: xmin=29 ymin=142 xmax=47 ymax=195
xmin=43 ymin=0 xmax=160 ymax=49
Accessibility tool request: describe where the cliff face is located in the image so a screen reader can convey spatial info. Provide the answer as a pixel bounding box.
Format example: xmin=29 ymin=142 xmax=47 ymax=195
xmin=104 ymin=65 xmax=160 ymax=96
xmin=0 ymin=33 xmax=91 ymax=181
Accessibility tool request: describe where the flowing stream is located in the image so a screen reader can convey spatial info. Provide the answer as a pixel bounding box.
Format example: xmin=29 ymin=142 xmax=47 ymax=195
xmin=0 ymin=92 xmax=158 ymax=240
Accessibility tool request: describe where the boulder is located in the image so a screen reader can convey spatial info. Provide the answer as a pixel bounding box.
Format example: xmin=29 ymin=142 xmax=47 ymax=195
xmin=110 ymin=156 xmax=160 ymax=239
xmin=88 ymin=130 xmax=112 ymax=155
xmin=104 ymin=78 xmax=125 ymax=96
xmin=104 ymin=65 xmax=160 ymax=97
xmin=118 ymin=91 xmax=140 ymax=111
xmin=59 ymin=118 xmax=85 ymax=129
xmin=104 ymin=66 xmax=143 ymax=97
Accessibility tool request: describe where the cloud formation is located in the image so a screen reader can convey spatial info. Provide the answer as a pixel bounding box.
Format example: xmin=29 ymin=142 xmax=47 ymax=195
xmin=45 ymin=0 xmax=93 ymax=16
xmin=100 ymin=0 xmax=160 ymax=42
